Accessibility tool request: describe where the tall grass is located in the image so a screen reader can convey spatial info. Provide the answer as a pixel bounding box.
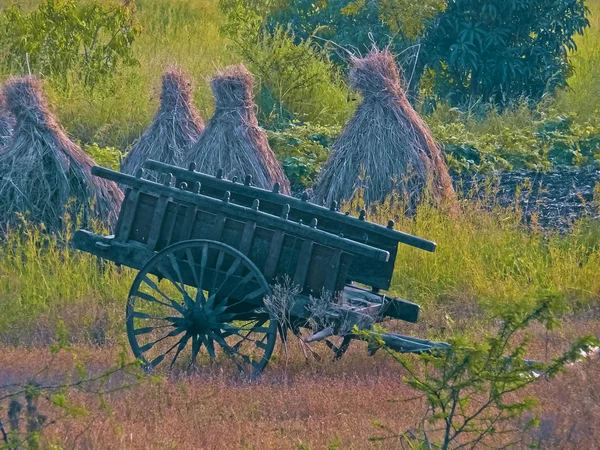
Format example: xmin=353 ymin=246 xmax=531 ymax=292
xmin=1 ymin=199 xmax=598 ymax=346
xmin=556 ymin=0 xmax=600 ymax=118
xmin=0 ymin=0 xmax=239 ymax=150
xmin=58 ymin=0 xmax=239 ymax=149
xmin=0 ymin=219 xmax=133 ymax=345
xmin=360 ymin=195 xmax=600 ymax=314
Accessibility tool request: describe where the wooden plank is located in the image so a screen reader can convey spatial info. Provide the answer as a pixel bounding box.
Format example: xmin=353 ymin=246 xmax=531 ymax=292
xmin=146 ymin=195 xmax=170 ymax=251
xmin=264 ymin=230 xmax=285 ymax=282
xmin=180 ymin=203 xmax=197 ymax=241
xmin=115 ymin=188 xmax=140 ymax=243
xmin=323 ymin=248 xmax=343 ymax=294
xmin=142 ymin=160 xmax=436 ymax=252
xmin=211 ymin=212 xmax=227 ymax=241
xmin=293 ymin=240 xmax=313 ymax=290
xmin=164 ymin=201 xmax=181 ymax=247
xmin=238 ymin=221 xmax=256 ymax=255
xmin=90 ymin=166 xmax=391 ymax=263
xmin=112 ymin=187 xmax=130 ymax=239
xmin=72 ymin=230 xmax=155 ymax=269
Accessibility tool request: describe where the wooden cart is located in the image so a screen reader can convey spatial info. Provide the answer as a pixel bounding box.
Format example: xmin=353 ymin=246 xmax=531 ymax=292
xmin=72 ymin=161 xmax=447 ymax=376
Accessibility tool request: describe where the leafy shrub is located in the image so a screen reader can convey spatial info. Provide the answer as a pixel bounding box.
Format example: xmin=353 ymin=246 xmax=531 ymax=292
xmin=365 ymin=296 xmax=599 ymax=449
xmin=422 ymin=0 xmax=590 ymax=107
xmin=83 ymin=143 xmax=122 ymax=171
xmin=268 ymin=121 xmax=340 ymax=191
xmin=219 ymin=0 xmax=353 ymax=126
xmin=429 ymin=104 xmax=600 ymax=173
xmin=0 ymin=0 xmax=141 ymax=91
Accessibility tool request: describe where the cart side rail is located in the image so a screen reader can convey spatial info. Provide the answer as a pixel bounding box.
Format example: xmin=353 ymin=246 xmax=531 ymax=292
xmin=144 ymin=159 xmax=437 ymax=253
xmin=92 ymin=166 xmax=390 ymax=263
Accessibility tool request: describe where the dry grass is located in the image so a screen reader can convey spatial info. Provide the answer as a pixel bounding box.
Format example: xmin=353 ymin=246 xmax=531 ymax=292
xmin=314 ymin=48 xmax=455 ymax=209
xmin=0 ymin=316 xmax=598 ymax=450
xmin=0 ymin=77 xmax=123 ymax=232
xmin=0 ymin=88 xmax=13 ymax=147
xmin=184 ymin=64 xmax=291 ymax=194
xmin=120 ymin=67 xmax=205 ymax=183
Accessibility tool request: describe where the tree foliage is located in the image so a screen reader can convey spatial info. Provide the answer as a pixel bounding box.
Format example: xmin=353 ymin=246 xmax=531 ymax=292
xmin=219 ymin=0 xmax=353 ymax=126
xmin=0 ymin=0 xmax=141 ymax=91
xmin=266 ymin=0 xmax=445 ymax=65
xmin=422 ymin=0 xmax=590 ymax=107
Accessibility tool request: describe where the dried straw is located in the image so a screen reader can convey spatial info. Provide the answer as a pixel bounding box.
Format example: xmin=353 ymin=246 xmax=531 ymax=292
xmin=121 ymin=68 xmax=205 ymax=182
xmin=0 ymin=77 xmax=123 ymax=233
xmin=184 ymin=64 xmax=290 ymax=194
xmin=0 ymin=91 xmax=14 ymax=147
xmin=314 ymin=48 xmax=455 ymax=209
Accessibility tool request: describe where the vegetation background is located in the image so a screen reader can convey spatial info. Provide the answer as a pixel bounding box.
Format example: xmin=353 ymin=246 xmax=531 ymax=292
xmin=0 ymin=0 xmax=599 ymax=448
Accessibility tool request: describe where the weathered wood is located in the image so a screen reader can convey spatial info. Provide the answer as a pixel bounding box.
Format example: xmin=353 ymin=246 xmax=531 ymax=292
xmin=238 ymin=220 xmax=256 ymax=255
xmin=211 ymin=212 xmax=227 ymax=241
xmin=263 ymin=230 xmax=285 ymax=282
xmin=144 ymin=159 xmax=436 ymax=252
xmin=344 ymin=285 xmax=420 ymax=323
xmin=115 ymin=188 xmax=140 ymax=243
xmin=92 ymin=166 xmax=390 ymax=263
xmin=142 ymin=159 xmax=437 ymax=290
xmin=323 ymin=248 xmax=343 ymax=294
xmin=146 ymin=194 xmax=170 ymax=250
xmin=293 ymin=239 xmax=313 ymax=290
xmin=180 ymin=203 xmax=197 ymax=241
xmin=164 ymin=201 xmax=181 ymax=247
xmin=72 ymin=230 xmax=155 ymax=269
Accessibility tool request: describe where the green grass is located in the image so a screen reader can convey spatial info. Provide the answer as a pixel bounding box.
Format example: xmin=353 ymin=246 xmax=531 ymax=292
xmin=0 ymin=220 xmax=134 ymax=345
xmin=59 ymin=0 xmax=238 ymax=149
xmin=556 ymin=0 xmax=600 ymax=118
xmin=1 ymin=200 xmax=598 ymax=346
xmin=0 ymin=0 xmax=239 ymax=149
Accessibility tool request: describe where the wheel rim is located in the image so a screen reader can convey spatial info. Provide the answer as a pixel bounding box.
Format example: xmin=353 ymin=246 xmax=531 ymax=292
xmin=126 ymin=239 xmax=277 ymax=376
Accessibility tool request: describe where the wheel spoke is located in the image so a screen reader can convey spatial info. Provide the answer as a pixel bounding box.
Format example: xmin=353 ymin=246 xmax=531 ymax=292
xmin=156 ymin=261 xmax=192 ymax=307
xmin=167 ymin=252 xmax=195 ymax=309
xmin=208 ymin=330 xmax=247 ymax=372
xmin=134 ymin=327 xmax=155 ymax=336
xmin=139 ymin=327 xmax=185 ymax=353
xmin=194 ymin=243 xmax=209 ymax=309
xmin=128 ymin=240 xmax=276 ymax=376
xmin=189 ymin=334 xmax=201 ymax=367
xmin=139 ymin=277 xmax=186 ymax=314
xmin=212 ymin=270 xmax=255 ymax=303
xmin=170 ymin=332 xmax=192 ymax=369
xmin=131 ymin=311 xmax=169 ymax=321
xmin=209 ymin=257 xmax=242 ymax=301
xmin=199 ymin=334 xmax=216 ymax=360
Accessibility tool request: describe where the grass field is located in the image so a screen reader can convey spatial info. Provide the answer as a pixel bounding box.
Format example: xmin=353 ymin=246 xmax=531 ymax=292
xmin=1 ymin=201 xmax=599 ymax=448
xmin=1 ymin=318 xmax=599 ymax=449
xmin=1 ymin=1 xmax=600 ymax=448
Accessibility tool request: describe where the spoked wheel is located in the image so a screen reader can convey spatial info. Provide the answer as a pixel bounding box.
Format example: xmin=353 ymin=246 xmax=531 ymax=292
xmin=126 ymin=239 xmax=277 ymax=377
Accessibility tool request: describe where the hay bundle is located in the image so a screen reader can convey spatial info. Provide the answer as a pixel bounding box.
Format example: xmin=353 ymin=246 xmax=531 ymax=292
xmin=184 ymin=64 xmax=290 ymax=194
xmin=314 ymin=48 xmax=455 ymax=209
xmin=121 ymin=68 xmax=205 ymax=182
xmin=0 ymin=77 xmax=123 ymax=232
xmin=0 ymin=92 xmax=14 ymax=147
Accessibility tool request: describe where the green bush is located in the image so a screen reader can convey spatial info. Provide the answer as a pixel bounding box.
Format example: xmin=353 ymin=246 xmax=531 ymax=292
xmin=268 ymin=121 xmax=340 ymax=191
xmin=428 ymin=103 xmax=600 ymax=173
xmin=219 ymin=0 xmax=354 ymax=126
xmin=83 ymin=142 xmax=122 ymax=171
xmin=366 ymin=296 xmax=599 ymax=449
xmin=265 ymin=0 xmax=445 ymax=65
xmin=0 ymin=0 xmax=141 ymax=91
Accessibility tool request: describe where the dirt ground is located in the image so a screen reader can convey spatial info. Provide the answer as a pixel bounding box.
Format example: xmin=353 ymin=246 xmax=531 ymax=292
xmin=1 ymin=318 xmax=599 ymax=450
